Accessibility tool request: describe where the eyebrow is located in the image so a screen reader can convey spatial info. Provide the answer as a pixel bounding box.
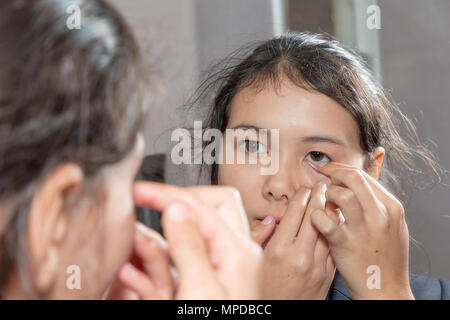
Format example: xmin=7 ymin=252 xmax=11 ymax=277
xmin=230 ymin=124 xmax=266 ymax=131
xmin=301 ymin=135 xmax=347 ymax=147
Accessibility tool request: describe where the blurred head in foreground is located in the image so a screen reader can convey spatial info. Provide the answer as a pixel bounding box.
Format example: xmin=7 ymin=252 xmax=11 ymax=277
xmin=0 ymin=0 xmax=147 ymax=299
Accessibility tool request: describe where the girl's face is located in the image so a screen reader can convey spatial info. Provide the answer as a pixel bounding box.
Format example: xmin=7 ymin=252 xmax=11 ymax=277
xmin=218 ymin=78 xmax=376 ymax=231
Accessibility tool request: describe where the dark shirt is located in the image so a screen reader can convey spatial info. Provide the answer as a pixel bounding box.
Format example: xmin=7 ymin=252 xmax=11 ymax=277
xmin=326 ymin=272 xmax=450 ymax=300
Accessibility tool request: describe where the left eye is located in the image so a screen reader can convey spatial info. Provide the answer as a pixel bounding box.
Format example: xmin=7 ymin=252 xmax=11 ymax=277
xmin=306 ymin=151 xmax=331 ymax=164
xmin=240 ymin=140 xmax=267 ymax=153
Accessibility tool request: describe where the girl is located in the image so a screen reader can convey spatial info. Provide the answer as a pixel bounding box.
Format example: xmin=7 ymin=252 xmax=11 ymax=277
xmin=0 ymin=0 xmax=261 ymax=299
xmin=195 ymin=32 xmax=450 ymax=299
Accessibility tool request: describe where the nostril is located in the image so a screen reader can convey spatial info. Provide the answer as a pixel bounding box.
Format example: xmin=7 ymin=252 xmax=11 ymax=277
xmin=265 ymin=189 xmax=290 ymax=203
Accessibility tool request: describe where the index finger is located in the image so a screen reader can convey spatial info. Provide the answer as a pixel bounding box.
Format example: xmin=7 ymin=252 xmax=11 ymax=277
xmin=312 ymin=162 xmax=380 ymax=213
xmin=133 ymin=181 xmax=200 ymax=211
xmin=313 ymin=162 xmax=397 ymax=206
xmin=133 ymin=182 xmax=249 ymax=235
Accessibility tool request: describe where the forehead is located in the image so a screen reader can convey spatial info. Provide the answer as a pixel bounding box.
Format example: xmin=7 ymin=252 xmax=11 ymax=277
xmin=227 ymin=80 xmax=361 ymax=148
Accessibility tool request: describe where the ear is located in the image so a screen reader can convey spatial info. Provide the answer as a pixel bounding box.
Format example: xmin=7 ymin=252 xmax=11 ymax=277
xmin=27 ymin=163 xmax=83 ymax=296
xmin=366 ymin=146 xmax=385 ymax=180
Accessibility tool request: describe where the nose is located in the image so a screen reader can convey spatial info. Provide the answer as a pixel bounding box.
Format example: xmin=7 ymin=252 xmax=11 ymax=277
xmin=262 ymin=167 xmax=294 ymax=203
xmin=262 ymin=158 xmax=314 ymax=203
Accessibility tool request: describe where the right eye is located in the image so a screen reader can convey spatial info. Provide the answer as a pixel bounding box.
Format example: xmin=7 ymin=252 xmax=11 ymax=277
xmin=306 ymin=151 xmax=331 ymax=165
xmin=239 ymin=140 xmax=267 ymax=154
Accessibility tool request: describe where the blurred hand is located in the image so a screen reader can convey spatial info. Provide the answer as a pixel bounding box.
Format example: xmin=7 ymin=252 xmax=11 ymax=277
xmin=108 ymin=182 xmax=262 ymax=300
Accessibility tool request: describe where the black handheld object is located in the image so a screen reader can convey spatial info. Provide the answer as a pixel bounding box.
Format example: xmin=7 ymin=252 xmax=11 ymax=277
xmin=135 ymin=153 xmax=165 ymax=234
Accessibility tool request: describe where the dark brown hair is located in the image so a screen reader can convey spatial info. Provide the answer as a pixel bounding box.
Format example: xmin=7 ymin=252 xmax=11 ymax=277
xmin=190 ymin=32 xmax=442 ymax=195
xmin=0 ymin=0 xmax=146 ymax=297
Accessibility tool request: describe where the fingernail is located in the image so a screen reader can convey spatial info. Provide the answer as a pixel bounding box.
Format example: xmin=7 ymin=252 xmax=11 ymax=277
xmin=261 ymin=216 xmax=274 ymax=225
xmin=336 ymin=208 xmax=346 ymax=226
xmin=166 ymin=202 xmax=189 ymax=222
xmin=136 ymin=223 xmax=150 ymax=240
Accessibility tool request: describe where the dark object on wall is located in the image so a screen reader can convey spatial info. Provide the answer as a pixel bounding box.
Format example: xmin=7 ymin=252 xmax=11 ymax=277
xmin=135 ymin=154 xmax=165 ymax=234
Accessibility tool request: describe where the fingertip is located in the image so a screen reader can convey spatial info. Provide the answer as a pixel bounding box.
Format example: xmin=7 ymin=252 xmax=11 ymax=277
xmin=261 ymin=216 xmax=275 ymax=225
xmin=119 ymin=263 xmax=137 ymax=282
xmin=165 ymin=202 xmax=190 ymax=222
xmin=251 ymin=218 xmax=276 ymax=245
xmin=313 ymin=181 xmax=328 ymax=195
xmin=161 ymin=202 xmax=196 ymax=239
xmin=132 ymin=181 xmax=147 ymax=194
xmin=132 ymin=181 xmax=152 ymax=205
xmin=133 ymin=181 xmax=165 ymax=199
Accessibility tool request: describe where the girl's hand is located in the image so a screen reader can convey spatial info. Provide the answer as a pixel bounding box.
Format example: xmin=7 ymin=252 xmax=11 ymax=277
xmin=253 ymin=183 xmax=336 ymax=299
xmin=110 ymin=183 xmax=262 ymax=300
xmin=310 ymin=162 xmax=414 ymax=300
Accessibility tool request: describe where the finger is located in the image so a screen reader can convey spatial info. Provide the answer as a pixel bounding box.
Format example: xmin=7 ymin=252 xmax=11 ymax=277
xmin=189 ymin=185 xmax=250 ymax=235
xmin=133 ymin=182 xmax=249 ymax=235
xmin=189 ymin=199 xmax=262 ymax=299
xmin=134 ymin=222 xmax=175 ymax=300
xmin=325 ymin=185 xmax=364 ymax=226
xmin=313 ymin=163 xmax=379 ymax=215
xmin=251 ymin=216 xmax=277 ymax=245
xmin=317 ymin=162 xmax=393 ymax=204
xmin=161 ymin=202 xmax=218 ymax=292
xmin=358 ymin=169 xmax=395 ymax=202
xmin=293 ymin=183 xmax=326 ymax=254
xmin=133 ymin=181 xmax=200 ymax=211
xmin=270 ymin=187 xmax=311 ymax=246
xmin=315 ymin=162 xmax=399 ymax=220
xmin=117 ymin=263 xmax=160 ymax=299
xmin=313 ymin=234 xmax=331 ymax=269
xmin=325 ymin=253 xmax=336 ymax=277
xmin=106 ymin=278 xmax=140 ymax=300
xmin=310 ymin=208 xmax=347 ymax=247
xmin=325 ymin=202 xmax=346 ymax=226
xmin=357 ymin=169 xmax=405 ymax=219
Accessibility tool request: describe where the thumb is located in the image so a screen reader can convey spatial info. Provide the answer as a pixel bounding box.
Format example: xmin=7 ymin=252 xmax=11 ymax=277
xmin=310 ymin=209 xmax=345 ymax=247
xmin=251 ymin=216 xmax=276 ymax=245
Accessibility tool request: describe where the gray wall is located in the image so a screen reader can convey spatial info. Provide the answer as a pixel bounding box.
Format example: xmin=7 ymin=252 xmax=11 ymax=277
xmin=379 ymin=0 xmax=450 ymax=279
xmin=110 ymin=0 xmax=275 ymax=186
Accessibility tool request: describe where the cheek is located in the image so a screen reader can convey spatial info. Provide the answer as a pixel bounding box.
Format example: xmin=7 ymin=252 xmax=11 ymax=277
xmin=218 ymin=164 xmax=263 ymax=218
xmin=103 ymin=184 xmax=136 ymax=275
